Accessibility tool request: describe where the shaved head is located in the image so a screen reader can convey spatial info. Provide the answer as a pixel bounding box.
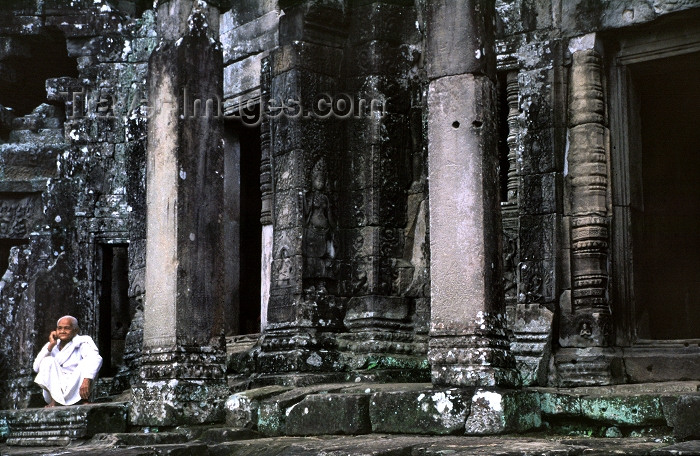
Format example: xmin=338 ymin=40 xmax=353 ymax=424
xmin=57 ymin=315 xmax=79 ymax=331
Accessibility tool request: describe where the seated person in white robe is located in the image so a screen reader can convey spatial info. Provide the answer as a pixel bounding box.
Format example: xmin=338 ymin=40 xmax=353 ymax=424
xmin=33 ymin=315 xmax=103 ymax=407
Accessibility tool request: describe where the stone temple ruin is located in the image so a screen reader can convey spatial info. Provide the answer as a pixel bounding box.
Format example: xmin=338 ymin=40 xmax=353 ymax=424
xmin=0 ymin=0 xmax=699 ymax=452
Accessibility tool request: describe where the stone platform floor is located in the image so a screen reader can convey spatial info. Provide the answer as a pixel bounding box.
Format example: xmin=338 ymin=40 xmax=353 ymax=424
xmin=1 ymin=433 xmax=700 ymax=456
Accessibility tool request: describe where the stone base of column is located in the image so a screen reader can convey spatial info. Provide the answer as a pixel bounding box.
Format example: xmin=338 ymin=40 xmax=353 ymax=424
xmin=130 ymin=346 xmax=228 ymax=426
xmin=554 ymin=347 xmax=624 ymax=387
xmin=429 ymin=315 xmax=520 ymax=388
xmin=257 ymin=328 xmax=339 ymax=375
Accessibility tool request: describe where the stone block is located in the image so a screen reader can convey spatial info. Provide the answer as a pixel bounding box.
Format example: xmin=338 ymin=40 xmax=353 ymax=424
xmin=651 ymin=440 xmax=700 ymax=455
xmin=520 ymin=173 xmax=558 ymax=215
xmin=623 ymin=348 xmax=700 ymax=383
xmin=271 ymin=42 xmax=344 ymax=77
xmin=257 ymin=384 xmax=348 ymax=436
xmin=662 ymin=394 xmax=700 ymax=440
xmin=538 ymin=391 xmax=582 ymax=417
xmin=349 ymin=2 xmax=418 ymax=45
xmin=221 ymin=9 xmax=279 ymax=64
xmin=5 ymin=403 xmax=128 ymax=446
xmin=347 ymin=226 xmax=404 ymax=259
xmin=129 ymin=380 xmax=229 ymax=426
xmin=519 ymin=214 xmax=556 ymax=260
xmin=518 ymin=258 xmax=555 ymax=303
xmin=347 ymin=41 xmax=413 ymax=78
xmin=90 ymin=432 xmax=188 ymax=446
xmin=224 ymin=53 xmax=263 ymax=99
xmin=555 ymin=348 xmax=624 ymax=387
xmin=222 ymin=0 xmax=278 ymax=31
xmin=370 ymin=389 xmax=472 ymax=435
xmin=495 ymin=0 xmax=553 ymax=36
xmin=0 ymin=36 xmax=30 ymax=60
xmin=225 ymin=385 xmax=292 ymax=428
xmin=464 ymin=389 xmax=541 ymax=434
xmin=425 ymin=0 xmax=495 ymax=78
xmin=344 ymin=296 xmax=410 ymax=329
xmin=45 ymin=11 xmax=124 ymax=38
xmin=127 ymin=37 xmax=158 ymax=63
xmin=520 ymin=128 xmax=557 ymax=175
xmin=580 ymin=395 xmax=666 ymax=426
xmin=0 ymin=412 xmax=8 ymax=443
xmin=196 ymin=427 xmax=260 ymax=443
xmin=347 ymin=187 xmax=407 ymax=229
xmin=286 ymin=393 xmax=371 ymax=435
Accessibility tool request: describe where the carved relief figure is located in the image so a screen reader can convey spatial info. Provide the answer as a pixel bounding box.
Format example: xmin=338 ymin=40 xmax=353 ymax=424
xmin=303 ymin=158 xmax=335 ymax=287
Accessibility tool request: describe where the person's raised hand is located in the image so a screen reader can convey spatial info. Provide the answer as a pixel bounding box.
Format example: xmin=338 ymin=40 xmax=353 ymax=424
xmin=47 ymin=331 xmax=57 ymax=351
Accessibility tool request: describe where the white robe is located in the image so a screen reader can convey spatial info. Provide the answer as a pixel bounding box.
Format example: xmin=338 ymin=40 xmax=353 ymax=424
xmin=33 ymin=335 xmax=103 ymax=405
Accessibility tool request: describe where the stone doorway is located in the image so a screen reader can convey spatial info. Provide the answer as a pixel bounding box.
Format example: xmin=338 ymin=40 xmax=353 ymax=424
xmin=223 ymin=116 xmax=262 ymax=336
xmin=608 ymin=15 xmax=700 ymax=381
xmin=97 ymin=243 xmax=132 ymax=376
xmin=630 ymin=51 xmax=700 ymax=340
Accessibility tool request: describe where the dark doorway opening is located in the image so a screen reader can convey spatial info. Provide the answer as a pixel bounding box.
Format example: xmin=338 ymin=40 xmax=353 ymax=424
xmin=223 ymin=112 xmax=262 ymax=335
xmin=631 ymin=51 xmax=700 ymax=340
xmin=239 ymin=120 xmax=262 ymax=334
xmin=0 ymin=28 xmax=78 ymax=117
xmin=97 ymin=244 xmax=131 ymax=376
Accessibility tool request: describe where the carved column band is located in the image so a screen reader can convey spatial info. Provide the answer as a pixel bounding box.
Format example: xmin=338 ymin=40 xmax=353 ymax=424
xmin=566 ymin=48 xmax=611 ymax=345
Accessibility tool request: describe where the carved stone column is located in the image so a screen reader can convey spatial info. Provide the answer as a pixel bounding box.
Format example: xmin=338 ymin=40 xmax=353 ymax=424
xmin=257 ymin=0 xmax=347 ymax=378
xmin=558 ymin=35 xmax=617 ymax=385
xmin=502 ymin=71 xmax=521 ymax=309
xmin=426 ymin=0 xmax=518 ymax=387
xmin=130 ymin=0 xmax=228 ymax=425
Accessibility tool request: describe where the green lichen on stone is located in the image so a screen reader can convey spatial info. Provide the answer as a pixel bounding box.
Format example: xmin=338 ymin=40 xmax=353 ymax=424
xmin=539 ymin=391 xmax=582 ymax=417
xmin=0 ymin=415 xmax=8 ymax=442
xmin=257 ymin=402 xmax=285 ymax=437
xmin=581 ymin=395 xmax=665 ymax=426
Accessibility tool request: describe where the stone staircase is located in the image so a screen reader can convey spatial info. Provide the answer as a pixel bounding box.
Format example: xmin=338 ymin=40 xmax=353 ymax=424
xmin=2 ymin=402 xmax=127 ymax=447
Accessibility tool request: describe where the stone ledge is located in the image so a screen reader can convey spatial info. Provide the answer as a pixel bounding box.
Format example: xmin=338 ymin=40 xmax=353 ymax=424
xmin=227 ymin=382 xmax=700 ymax=438
xmin=4 ymin=402 xmax=128 ymax=446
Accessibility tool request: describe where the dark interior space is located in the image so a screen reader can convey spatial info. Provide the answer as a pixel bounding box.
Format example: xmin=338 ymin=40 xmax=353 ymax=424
xmin=98 ymin=244 xmax=131 ymax=376
xmin=632 ymin=51 xmax=700 ymax=340
xmin=0 ymin=29 xmax=78 ymax=117
xmin=238 ymin=119 xmax=262 ymax=335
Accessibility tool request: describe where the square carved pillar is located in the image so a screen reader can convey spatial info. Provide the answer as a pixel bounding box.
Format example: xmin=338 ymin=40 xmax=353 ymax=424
xmin=425 ymin=0 xmax=518 ymax=387
xmin=130 ymin=0 xmax=228 ymax=426
xmin=257 ymin=1 xmax=348 ymax=377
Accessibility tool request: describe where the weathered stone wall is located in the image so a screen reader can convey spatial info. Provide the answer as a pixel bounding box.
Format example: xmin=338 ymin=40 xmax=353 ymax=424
xmin=0 ymin=0 xmax=153 ymax=408
xmin=0 ymin=0 xmax=698 ymax=415
xmin=494 ymin=0 xmax=700 ymax=386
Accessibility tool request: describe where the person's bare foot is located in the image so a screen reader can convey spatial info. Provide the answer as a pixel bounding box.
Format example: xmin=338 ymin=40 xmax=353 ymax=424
xmin=44 ymin=400 xmax=57 ymax=408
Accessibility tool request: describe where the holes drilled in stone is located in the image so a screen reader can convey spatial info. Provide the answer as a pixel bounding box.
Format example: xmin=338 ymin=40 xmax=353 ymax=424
xmin=472 ymin=120 xmax=483 ymax=128
xmin=452 ymin=121 xmax=460 ymax=129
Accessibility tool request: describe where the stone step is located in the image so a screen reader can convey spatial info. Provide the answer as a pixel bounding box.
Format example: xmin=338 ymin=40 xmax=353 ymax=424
xmin=4 ymin=402 xmax=128 ymax=446
xmin=225 ymin=381 xmax=700 ymax=439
